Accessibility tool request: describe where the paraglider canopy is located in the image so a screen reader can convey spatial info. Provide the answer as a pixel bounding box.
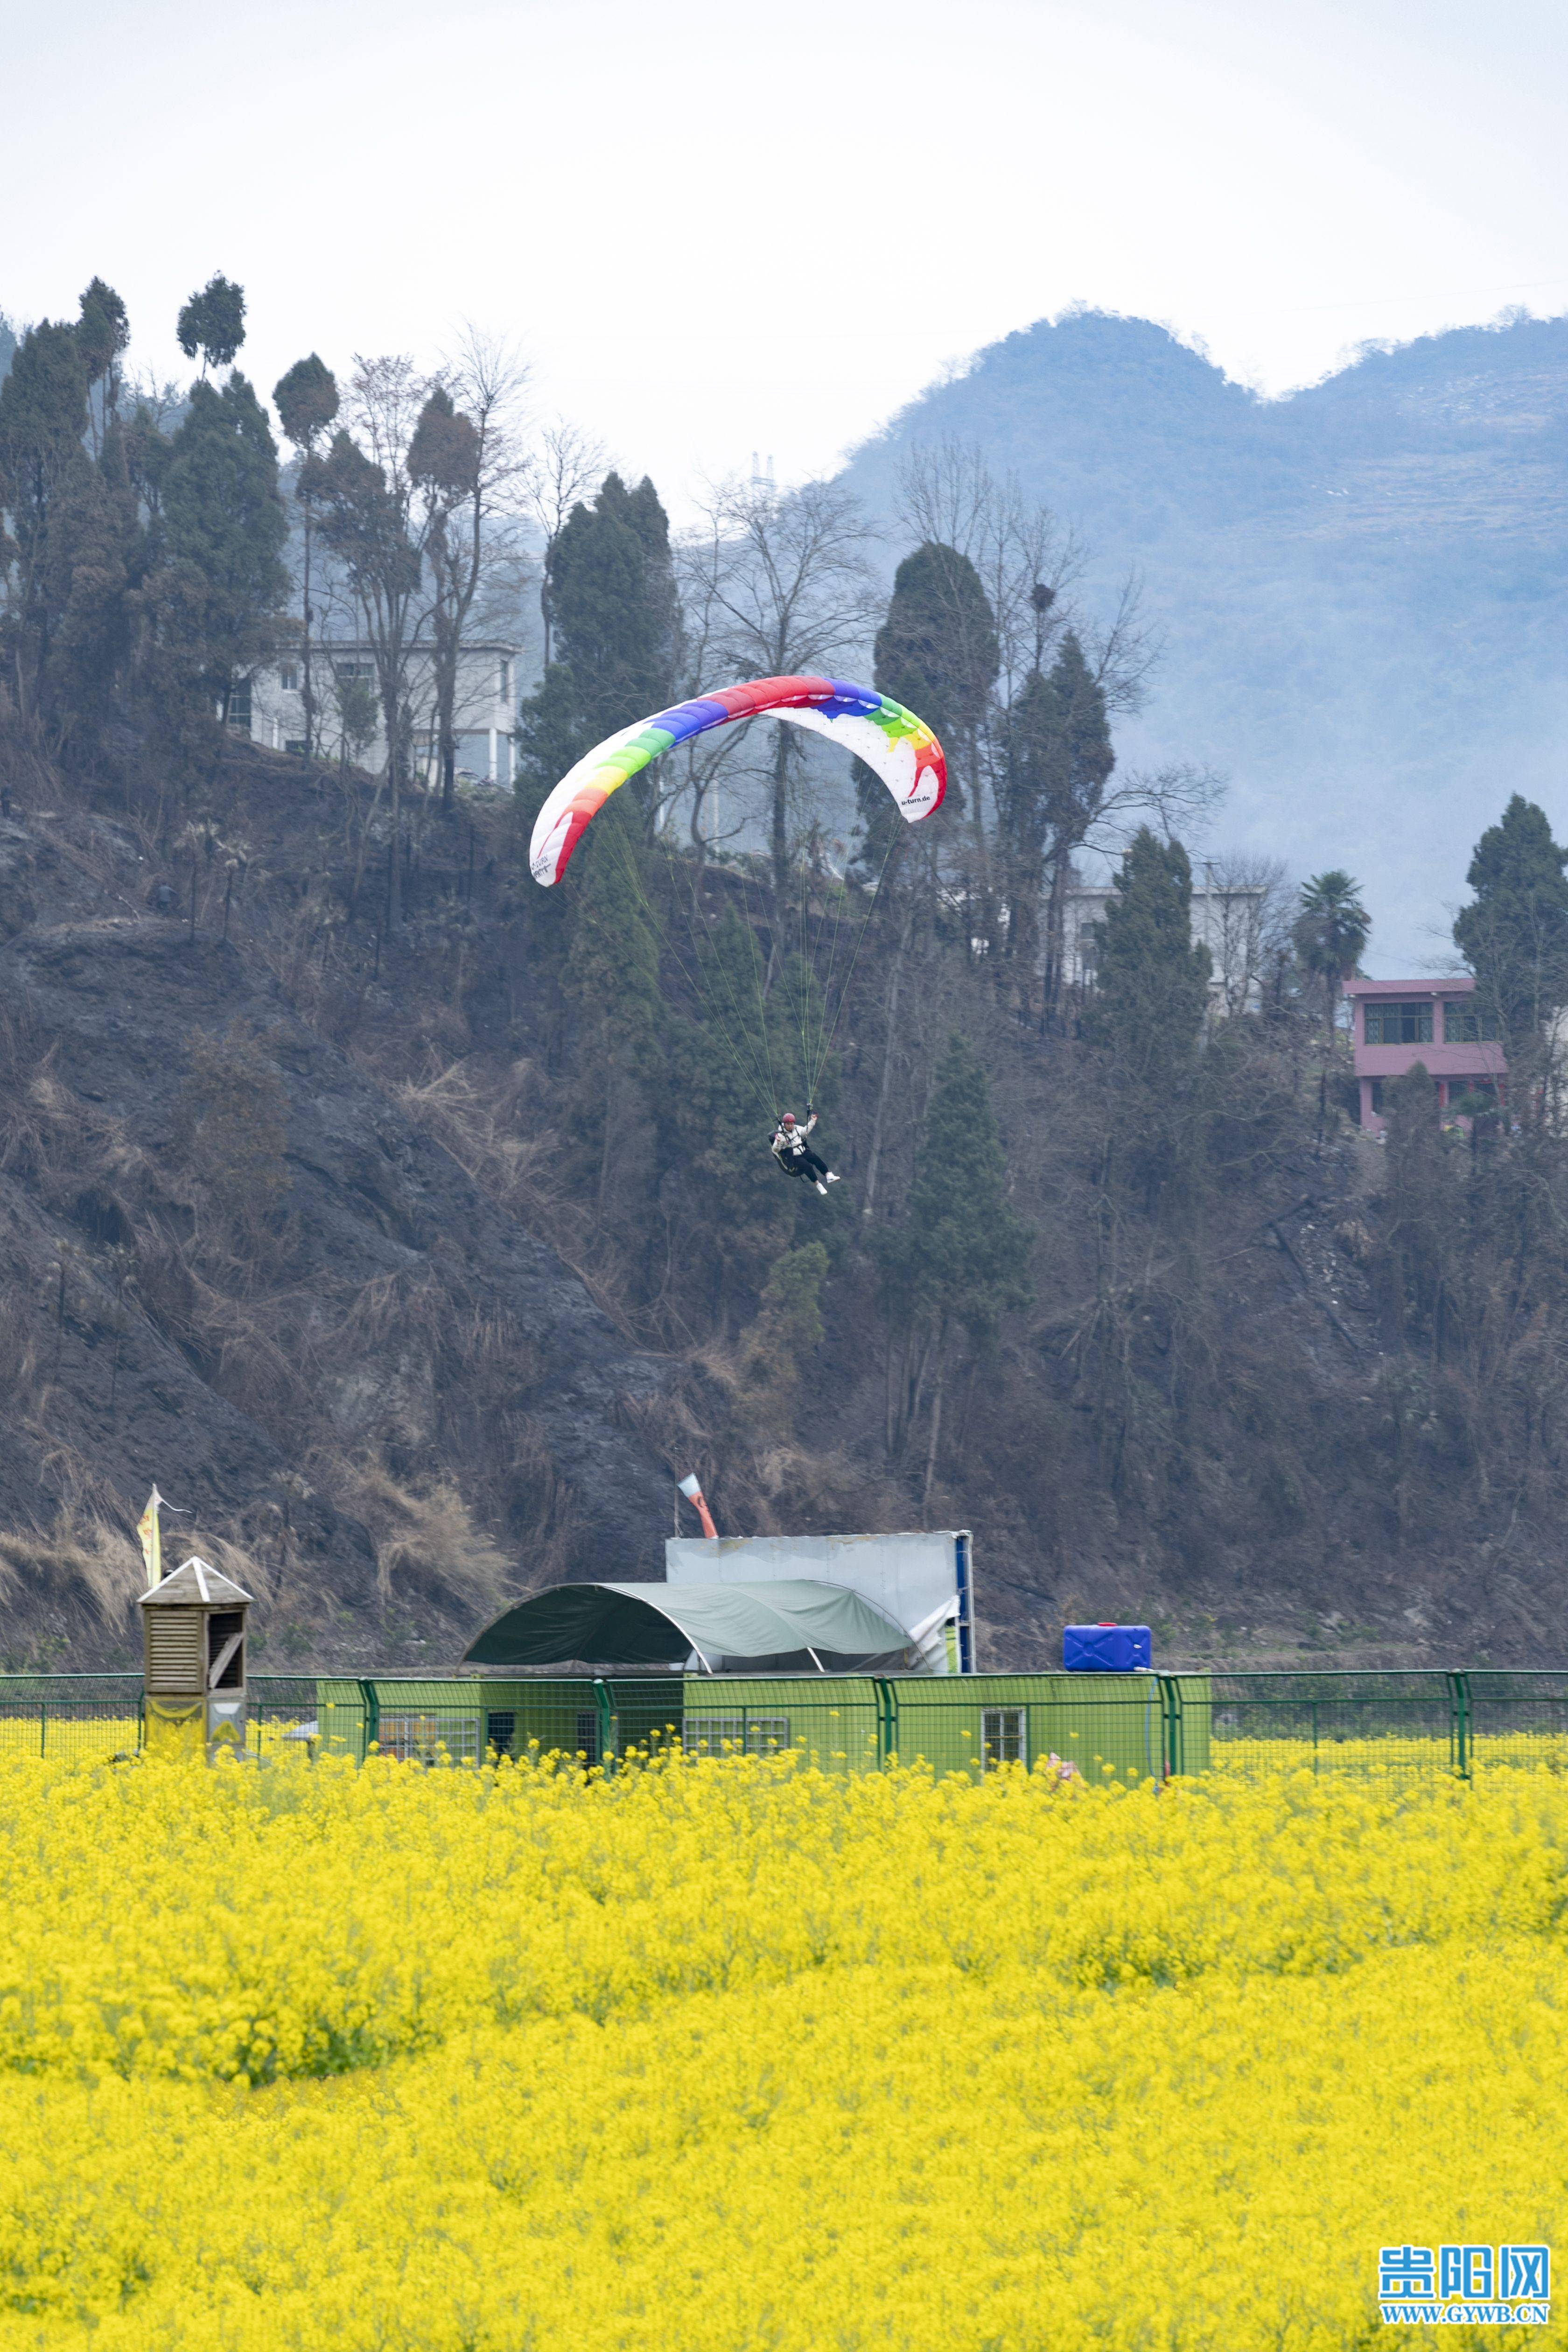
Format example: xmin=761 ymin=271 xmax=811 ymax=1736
xmin=529 ymin=674 xmax=946 ymax=887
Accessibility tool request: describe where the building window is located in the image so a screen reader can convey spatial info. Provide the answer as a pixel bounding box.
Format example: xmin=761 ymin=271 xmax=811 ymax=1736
xmin=485 ymin=1710 xmax=516 ymax=1759
xmin=684 ymin=1713 xmax=743 ymax=1754
xmin=224 ymin=680 xmax=252 ymax=733
xmin=376 ymin=1713 xmax=479 ymax=1764
xmin=335 ymin=658 xmax=375 ymax=681
xmin=1363 ymin=1001 xmax=1432 ymax=1045
xmin=1369 ymin=1079 xmax=1386 ymax=1116
xmin=279 ymin=662 xmax=299 ymax=692
xmin=982 ymin=1708 xmax=1026 ymax=1769
xmin=1443 ymin=1001 xmax=1499 ymax=1044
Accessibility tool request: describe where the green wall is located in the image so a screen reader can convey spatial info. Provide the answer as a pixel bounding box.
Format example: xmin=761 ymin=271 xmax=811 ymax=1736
xmin=890 ymin=1673 xmax=1168 ymax=1784
xmin=311 ymin=1671 xmax=1208 ymax=1780
xmin=678 ymin=1677 xmax=883 ymax=1772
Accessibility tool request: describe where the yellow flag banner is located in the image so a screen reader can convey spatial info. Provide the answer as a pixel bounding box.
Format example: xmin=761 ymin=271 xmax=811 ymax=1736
xmin=136 ymin=1487 xmax=163 ymax=1590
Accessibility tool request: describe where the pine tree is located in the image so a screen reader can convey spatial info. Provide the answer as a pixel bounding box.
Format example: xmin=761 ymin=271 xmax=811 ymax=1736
xmin=1023 ymin=631 xmax=1115 ymax=1014
xmin=44 ymin=419 xmax=140 ymax=748
xmin=514 ymin=665 xmax=588 ymax=833
xmin=273 ymin=354 xmax=339 ymax=760
xmin=564 ymin=794 xmax=661 ymax=1060
xmin=865 ymin=541 xmax=997 ymax=866
xmin=308 ymin=414 xmax=427 ymax=921
xmin=408 ymin=384 xmax=482 ymax=816
xmin=0 ymin=294 xmax=143 ymax=751
xmin=660 ymin=910 xmax=823 ymax=1307
xmin=562 ymin=792 xmax=664 ymax=1213
xmin=176 ymin=274 xmax=246 ymax=377
xmin=532 ymin=471 xmax=679 ymax=776
xmin=878 ymin=1032 xmax=1032 ymax=1501
xmin=0 ymin=319 xmax=93 ymax=730
xmin=76 ymin=279 xmax=129 ymax=452
xmin=1453 ymin=797 xmax=1568 ymax=1073
xmin=735 ymin=1240 xmax=829 ymax=1428
xmin=1087 ymin=828 xmax=1211 ymax=1081
xmin=160 ymin=373 xmax=288 ymax=722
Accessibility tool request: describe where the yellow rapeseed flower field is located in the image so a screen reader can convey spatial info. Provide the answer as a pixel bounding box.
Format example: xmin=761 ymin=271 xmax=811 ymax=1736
xmin=0 ymin=1746 xmax=1562 ymax=2349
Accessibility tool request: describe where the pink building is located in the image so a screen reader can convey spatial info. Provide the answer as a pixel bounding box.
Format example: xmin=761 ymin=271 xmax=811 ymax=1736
xmin=1344 ymin=976 xmax=1505 ymax=1133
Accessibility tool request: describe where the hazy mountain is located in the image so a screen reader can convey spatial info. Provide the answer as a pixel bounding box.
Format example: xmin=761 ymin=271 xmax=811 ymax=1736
xmin=840 ymin=309 xmax=1568 ymax=971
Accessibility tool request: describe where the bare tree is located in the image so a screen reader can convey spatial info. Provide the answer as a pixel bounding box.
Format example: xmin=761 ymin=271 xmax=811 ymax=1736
xmin=413 ymin=330 xmax=530 ymax=817
xmin=525 ymin=419 xmax=606 ymax=671
xmin=897 ymin=440 xmax=1085 ymax=714
xmin=897 ymin=440 xmax=1159 ymax=716
xmin=1200 ymin=852 xmax=1289 ymax=1019
xmin=677 ymin=476 xmax=882 ymax=903
xmin=310 ymin=354 xmax=438 ymax=925
xmin=895 ymin=439 xmax=1163 ymax=991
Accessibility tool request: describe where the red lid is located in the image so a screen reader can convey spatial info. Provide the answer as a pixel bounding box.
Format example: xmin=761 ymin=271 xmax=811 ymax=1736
xmin=1097 ymin=1621 xmax=1116 ymax=1627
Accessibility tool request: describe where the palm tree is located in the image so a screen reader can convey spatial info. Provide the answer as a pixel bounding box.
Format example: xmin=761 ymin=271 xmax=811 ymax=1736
xmin=1294 ymin=870 xmax=1371 ymax=1130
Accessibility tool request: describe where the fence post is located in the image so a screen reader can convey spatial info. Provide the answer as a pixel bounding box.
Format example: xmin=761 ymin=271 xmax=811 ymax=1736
xmin=873 ymin=1679 xmax=897 ymax=1768
xmin=1449 ymin=1672 xmax=1471 ymax=1782
xmin=1159 ymin=1677 xmax=1183 ymax=1778
xmin=357 ymin=1680 xmax=380 ymax=1762
xmin=594 ymin=1679 xmax=617 ymax=1774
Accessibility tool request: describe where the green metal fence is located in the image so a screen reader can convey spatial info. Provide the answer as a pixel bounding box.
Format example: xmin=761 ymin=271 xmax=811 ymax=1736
xmin=0 ymin=1674 xmax=142 ymax=1760
xmin=1192 ymin=1671 xmax=1459 ymax=1777
xmin=3 ymin=1667 xmax=1568 ymax=1779
xmin=1457 ymin=1670 xmax=1568 ymax=1774
xmin=1187 ymin=1671 xmax=1568 ymax=1779
xmin=248 ymin=1676 xmax=323 ymax=1758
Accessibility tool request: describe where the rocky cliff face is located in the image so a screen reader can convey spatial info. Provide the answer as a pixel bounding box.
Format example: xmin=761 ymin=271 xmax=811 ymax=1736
xmin=0 ymin=782 xmax=683 ymax=1671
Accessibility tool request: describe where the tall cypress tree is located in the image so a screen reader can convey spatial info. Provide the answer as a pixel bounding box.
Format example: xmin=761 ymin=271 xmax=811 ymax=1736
xmin=0 ymin=319 xmax=93 ymax=730
xmin=273 ymin=353 xmax=339 ymax=761
xmin=1453 ymin=796 xmax=1568 ymax=1075
xmin=176 ymin=274 xmax=247 ymax=377
xmin=1087 ymin=828 xmax=1211 ymax=1081
xmin=76 ymin=278 xmax=130 ymax=452
xmin=1008 ymin=630 xmax=1114 ymax=1016
xmin=160 ymin=372 xmax=288 ymax=718
xmin=523 ymin=471 xmax=679 ymax=787
xmin=864 ymin=541 xmax=997 ymax=862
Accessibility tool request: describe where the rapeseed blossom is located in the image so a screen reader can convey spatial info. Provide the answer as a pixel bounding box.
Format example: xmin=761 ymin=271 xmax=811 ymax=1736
xmin=0 ymin=1748 xmax=1562 ymax=2348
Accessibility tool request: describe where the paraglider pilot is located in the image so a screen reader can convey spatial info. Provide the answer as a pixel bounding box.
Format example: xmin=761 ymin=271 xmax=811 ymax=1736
xmin=770 ymin=1111 xmax=839 ymax=1197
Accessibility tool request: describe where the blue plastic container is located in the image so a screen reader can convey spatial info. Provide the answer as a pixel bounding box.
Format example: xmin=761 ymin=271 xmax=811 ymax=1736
xmin=1063 ymin=1623 xmax=1152 ymax=1673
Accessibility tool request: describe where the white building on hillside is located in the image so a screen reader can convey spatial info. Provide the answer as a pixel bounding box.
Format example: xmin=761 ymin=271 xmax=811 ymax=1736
xmin=1059 ymin=872 xmax=1273 ymax=1015
xmin=235 ymin=641 xmax=520 ymax=789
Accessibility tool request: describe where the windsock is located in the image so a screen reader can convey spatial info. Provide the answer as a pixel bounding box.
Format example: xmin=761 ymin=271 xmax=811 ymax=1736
xmin=677 ymin=1473 xmax=718 ymax=1541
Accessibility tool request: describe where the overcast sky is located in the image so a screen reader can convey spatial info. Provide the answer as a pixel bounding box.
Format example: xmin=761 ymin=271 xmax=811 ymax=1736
xmin=4 ymin=0 xmax=1567 ymax=509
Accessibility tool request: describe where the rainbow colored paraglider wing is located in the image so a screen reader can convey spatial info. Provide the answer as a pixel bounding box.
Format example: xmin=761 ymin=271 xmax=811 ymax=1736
xmin=528 ymin=675 xmax=946 ymax=887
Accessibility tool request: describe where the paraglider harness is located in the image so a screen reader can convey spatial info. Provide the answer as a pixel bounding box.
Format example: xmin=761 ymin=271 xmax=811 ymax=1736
xmin=770 ymin=1112 xmax=832 ymax=1187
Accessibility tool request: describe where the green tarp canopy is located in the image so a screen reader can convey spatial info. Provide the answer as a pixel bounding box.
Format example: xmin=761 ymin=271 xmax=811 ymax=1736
xmin=464 ymin=1580 xmax=927 ymax=1674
